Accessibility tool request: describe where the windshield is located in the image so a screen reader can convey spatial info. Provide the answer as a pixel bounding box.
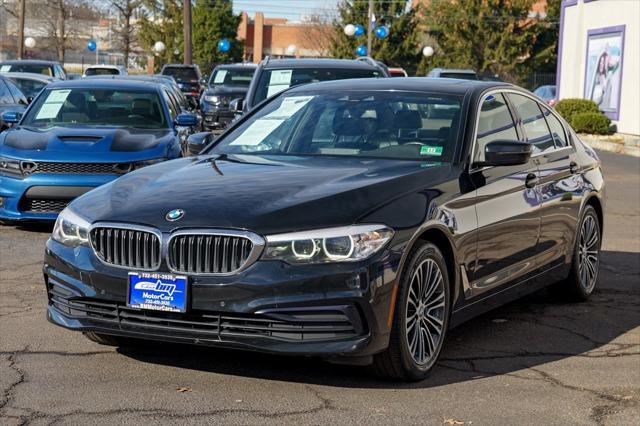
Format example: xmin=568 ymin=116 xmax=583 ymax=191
xmin=253 ymin=68 xmax=381 ymax=105
xmin=163 ymin=67 xmax=198 ymax=81
xmin=1 ymin=63 xmax=53 ymax=76
xmin=209 ymin=68 xmax=255 ymax=87
xmin=210 ymin=90 xmax=462 ymax=162
xmin=22 ymin=88 xmax=168 ymax=129
xmin=8 ymin=77 xmax=48 ymax=98
xmin=85 ymin=68 xmax=119 ymax=76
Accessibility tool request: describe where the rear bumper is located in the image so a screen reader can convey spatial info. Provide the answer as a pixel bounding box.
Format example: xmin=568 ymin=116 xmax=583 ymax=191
xmin=0 ymin=174 xmax=115 ymax=221
xmin=44 ymin=238 xmax=401 ymax=358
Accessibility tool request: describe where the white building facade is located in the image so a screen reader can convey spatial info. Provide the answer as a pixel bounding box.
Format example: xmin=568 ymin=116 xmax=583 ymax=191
xmin=556 ymin=0 xmax=639 ymax=136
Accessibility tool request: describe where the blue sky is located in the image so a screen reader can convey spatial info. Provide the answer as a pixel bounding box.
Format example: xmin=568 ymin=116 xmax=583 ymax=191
xmin=233 ymin=0 xmax=340 ymax=21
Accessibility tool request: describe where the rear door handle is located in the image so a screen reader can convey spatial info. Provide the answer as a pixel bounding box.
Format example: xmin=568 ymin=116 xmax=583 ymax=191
xmin=525 ymin=173 xmax=539 ymax=188
xmin=569 ymin=161 xmax=579 ymax=174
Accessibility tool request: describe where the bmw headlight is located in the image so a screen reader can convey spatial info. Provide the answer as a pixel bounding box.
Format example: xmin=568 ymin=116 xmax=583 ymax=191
xmin=52 ymin=207 xmax=90 ymax=247
xmin=204 ymin=95 xmax=220 ymax=104
xmin=263 ymin=224 xmax=394 ymax=264
xmin=0 ymin=156 xmax=22 ymax=177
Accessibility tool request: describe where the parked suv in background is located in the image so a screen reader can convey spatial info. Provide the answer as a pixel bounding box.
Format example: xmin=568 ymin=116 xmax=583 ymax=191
xmin=160 ymin=64 xmax=204 ymax=103
xmin=83 ymin=65 xmax=128 ymax=77
xmin=0 ymin=60 xmax=68 ymax=80
xmin=241 ymin=58 xmax=386 ymax=113
xmin=427 ymin=68 xmax=478 ymax=80
xmin=200 ymin=63 xmax=256 ymax=131
xmin=0 ymin=75 xmax=28 ymax=131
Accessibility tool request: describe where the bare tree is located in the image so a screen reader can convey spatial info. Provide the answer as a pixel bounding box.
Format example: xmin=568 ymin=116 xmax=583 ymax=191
xmin=110 ymin=0 xmax=142 ymax=67
xmin=298 ymin=13 xmax=335 ymax=57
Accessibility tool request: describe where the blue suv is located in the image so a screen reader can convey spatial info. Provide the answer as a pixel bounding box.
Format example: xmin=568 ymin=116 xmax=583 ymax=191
xmin=0 ymin=79 xmax=198 ymax=221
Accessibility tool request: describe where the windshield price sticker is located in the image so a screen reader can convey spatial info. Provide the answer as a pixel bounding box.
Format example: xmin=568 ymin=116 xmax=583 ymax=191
xmin=0 ymin=65 xmax=10 ymax=73
xmin=35 ymin=89 xmax=72 ymax=120
xmin=230 ymin=119 xmax=286 ymax=146
xmin=213 ymin=69 xmax=227 ymax=84
xmin=265 ymin=95 xmax=314 ymax=119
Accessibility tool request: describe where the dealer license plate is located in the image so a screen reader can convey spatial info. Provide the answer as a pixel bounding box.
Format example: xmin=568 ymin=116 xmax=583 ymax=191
xmin=128 ymin=272 xmax=188 ymax=313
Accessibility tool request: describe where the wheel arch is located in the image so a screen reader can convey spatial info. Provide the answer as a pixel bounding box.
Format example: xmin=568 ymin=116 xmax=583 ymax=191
xmin=584 ymin=194 xmax=604 ymax=235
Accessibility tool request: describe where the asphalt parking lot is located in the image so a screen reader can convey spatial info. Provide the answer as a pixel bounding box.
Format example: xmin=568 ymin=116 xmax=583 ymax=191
xmin=1 ymin=150 xmax=638 ymax=425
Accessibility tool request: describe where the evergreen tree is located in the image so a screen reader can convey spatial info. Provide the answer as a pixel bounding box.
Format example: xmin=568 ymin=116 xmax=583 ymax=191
xmin=138 ymin=0 xmax=184 ymax=71
xmin=331 ymin=0 xmax=423 ymax=76
xmin=192 ymin=0 xmax=244 ymax=75
xmin=416 ymin=0 xmax=552 ymax=83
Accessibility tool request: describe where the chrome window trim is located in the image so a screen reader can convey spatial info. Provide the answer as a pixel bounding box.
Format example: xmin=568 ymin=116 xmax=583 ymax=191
xmin=469 ymin=88 xmax=575 ymax=173
xmin=166 ymin=228 xmax=266 ymax=276
xmin=89 ymin=222 xmax=163 ymax=272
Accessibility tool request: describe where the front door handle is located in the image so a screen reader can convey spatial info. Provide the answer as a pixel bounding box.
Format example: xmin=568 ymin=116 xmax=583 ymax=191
xmin=569 ymin=161 xmax=579 ymax=174
xmin=525 ymin=172 xmax=539 ymax=188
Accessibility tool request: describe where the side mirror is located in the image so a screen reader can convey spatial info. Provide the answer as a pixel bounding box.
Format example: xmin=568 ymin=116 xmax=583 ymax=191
xmin=26 ymin=96 xmax=34 ymax=104
xmin=229 ymin=98 xmax=244 ymax=114
xmin=2 ymin=111 xmax=23 ymax=125
xmin=200 ymin=76 xmax=208 ymax=85
xmin=175 ymin=112 xmax=199 ymax=128
xmin=187 ymin=131 xmax=212 ymax=155
xmin=473 ymin=140 xmax=532 ymax=168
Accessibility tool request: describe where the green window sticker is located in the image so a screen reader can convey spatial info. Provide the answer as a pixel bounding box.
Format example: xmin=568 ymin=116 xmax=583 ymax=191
xmin=420 ymin=145 xmax=443 ymax=156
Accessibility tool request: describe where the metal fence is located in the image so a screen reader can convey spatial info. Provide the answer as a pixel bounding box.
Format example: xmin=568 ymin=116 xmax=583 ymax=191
xmin=524 ymin=72 xmax=556 ymax=90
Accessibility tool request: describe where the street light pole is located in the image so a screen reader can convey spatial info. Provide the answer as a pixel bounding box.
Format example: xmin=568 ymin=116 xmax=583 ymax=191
xmin=183 ymin=0 xmax=192 ymax=64
xmin=366 ymin=0 xmax=373 ymax=56
xmin=17 ymin=0 xmax=26 ymax=59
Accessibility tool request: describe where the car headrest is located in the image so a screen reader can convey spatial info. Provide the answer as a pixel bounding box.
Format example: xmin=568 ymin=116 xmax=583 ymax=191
xmin=333 ymin=109 xmax=368 ymax=137
xmin=394 ymin=110 xmax=422 ymax=129
xmin=65 ymin=92 xmax=86 ymax=110
xmin=132 ymin=98 xmax=152 ymax=115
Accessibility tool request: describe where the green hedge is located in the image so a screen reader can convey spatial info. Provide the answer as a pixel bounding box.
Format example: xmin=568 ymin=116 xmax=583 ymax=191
xmin=555 ymin=99 xmax=600 ymax=123
xmin=571 ymin=112 xmax=611 ymax=135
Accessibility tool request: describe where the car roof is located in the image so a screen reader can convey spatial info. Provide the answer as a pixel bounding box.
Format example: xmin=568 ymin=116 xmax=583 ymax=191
xmin=286 ymin=77 xmax=510 ymax=96
xmin=215 ymin=63 xmax=257 ymax=70
xmin=0 ymin=59 xmax=60 ymax=66
xmin=46 ymin=78 xmax=161 ymax=91
xmin=85 ymin=64 xmax=123 ymax=69
xmin=1 ymin=72 xmax=57 ymax=82
xmin=163 ymin=64 xmax=199 ymax=68
xmin=433 ymin=68 xmax=477 ymax=74
xmin=261 ymin=58 xmax=379 ymax=70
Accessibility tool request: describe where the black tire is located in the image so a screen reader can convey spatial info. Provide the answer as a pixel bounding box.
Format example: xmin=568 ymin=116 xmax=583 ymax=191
xmin=371 ymin=242 xmax=451 ymax=381
xmin=550 ymin=205 xmax=601 ymax=301
xmin=83 ymin=332 xmax=137 ymax=347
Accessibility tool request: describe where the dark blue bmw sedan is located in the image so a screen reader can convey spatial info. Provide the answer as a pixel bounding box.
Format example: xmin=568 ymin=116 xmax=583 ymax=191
xmin=0 ymin=79 xmax=198 ymax=221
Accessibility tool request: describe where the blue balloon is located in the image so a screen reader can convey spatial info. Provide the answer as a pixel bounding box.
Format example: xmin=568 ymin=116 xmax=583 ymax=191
xmin=356 ymin=45 xmax=367 ymax=56
xmin=354 ymin=24 xmax=365 ymax=37
xmin=217 ymin=39 xmax=231 ymax=53
xmin=375 ymin=26 xmax=389 ymax=39
xmin=87 ymin=40 xmax=97 ymax=52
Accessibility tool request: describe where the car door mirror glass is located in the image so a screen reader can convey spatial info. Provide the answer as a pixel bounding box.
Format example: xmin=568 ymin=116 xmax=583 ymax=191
xmin=473 ymin=140 xmax=532 ymax=168
xmin=175 ymin=112 xmax=198 ymax=127
xmin=2 ymin=110 xmax=23 ymax=124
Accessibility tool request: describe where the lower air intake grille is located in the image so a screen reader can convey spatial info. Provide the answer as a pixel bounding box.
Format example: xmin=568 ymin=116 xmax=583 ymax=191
xmin=168 ymin=234 xmax=256 ymax=274
xmin=19 ymin=198 xmax=70 ymax=213
xmin=90 ymin=227 xmax=161 ymax=270
xmin=34 ymin=162 xmax=125 ymax=174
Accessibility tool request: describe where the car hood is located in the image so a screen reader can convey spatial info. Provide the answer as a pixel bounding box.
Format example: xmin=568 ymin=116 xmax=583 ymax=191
xmin=71 ymin=154 xmax=451 ymax=234
xmin=0 ymin=126 xmax=174 ymax=162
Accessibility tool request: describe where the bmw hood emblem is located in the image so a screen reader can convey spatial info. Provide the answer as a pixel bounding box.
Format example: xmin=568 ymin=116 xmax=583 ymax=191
xmin=166 ymin=209 xmax=185 ymax=221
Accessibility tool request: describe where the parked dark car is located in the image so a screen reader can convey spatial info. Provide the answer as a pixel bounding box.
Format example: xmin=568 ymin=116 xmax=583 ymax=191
xmin=427 ymin=68 xmax=478 ymax=80
xmin=5 ymin=72 xmax=58 ymax=101
xmin=200 ymin=63 xmax=256 ymax=131
xmin=43 ymin=78 xmax=604 ymax=381
xmin=241 ymin=58 xmax=385 ymax=113
xmin=0 ymin=75 xmax=28 ymax=131
xmin=0 ymin=79 xmax=199 ymax=221
xmin=0 ymin=59 xmax=67 ymax=79
xmin=160 ymin=64 xmax=204 ymax=102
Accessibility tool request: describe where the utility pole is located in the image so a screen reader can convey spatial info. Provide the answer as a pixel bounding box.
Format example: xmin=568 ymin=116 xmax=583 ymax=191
xmin=366 ymin=0 xmax=373 ymax=56
xmin=183 ymin=0 xmax=192 ymax=64
xmin=17 ymin=0 xmax=26 ymax=59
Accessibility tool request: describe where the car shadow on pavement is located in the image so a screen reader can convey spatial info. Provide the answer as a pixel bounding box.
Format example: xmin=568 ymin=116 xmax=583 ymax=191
xmin=117 ymin=250 xmax=639 ymax=389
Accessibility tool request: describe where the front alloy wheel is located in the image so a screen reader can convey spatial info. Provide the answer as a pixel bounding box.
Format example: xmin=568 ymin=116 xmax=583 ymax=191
xmin=372 ymin=242 xmax=450 ymax=381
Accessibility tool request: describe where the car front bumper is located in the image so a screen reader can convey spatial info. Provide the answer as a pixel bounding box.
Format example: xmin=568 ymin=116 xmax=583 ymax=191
xmin=43 ymin=238 xmax=401 ymax=358
xmin=0 ymin=174 xmax=116 ymax=221
xmin=201 ymin=106 xmax=234 ymax=130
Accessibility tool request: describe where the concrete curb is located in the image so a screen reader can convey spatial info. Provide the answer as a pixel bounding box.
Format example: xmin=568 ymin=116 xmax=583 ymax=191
xmin=579 ymin=134 xmax=640 ymax=157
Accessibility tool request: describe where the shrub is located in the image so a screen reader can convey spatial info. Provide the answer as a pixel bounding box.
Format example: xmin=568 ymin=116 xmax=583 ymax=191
xmin=571 ymin=112 xmax=611 ymax=135
xmin=555 ymin=99 xmax=600 ymax=123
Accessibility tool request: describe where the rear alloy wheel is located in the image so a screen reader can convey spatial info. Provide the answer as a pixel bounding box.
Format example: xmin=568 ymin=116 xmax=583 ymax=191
xmin=550 ymin=205 xmax=601 ymax=301
xmin=372 ymin=242 xmax=450 ymax=381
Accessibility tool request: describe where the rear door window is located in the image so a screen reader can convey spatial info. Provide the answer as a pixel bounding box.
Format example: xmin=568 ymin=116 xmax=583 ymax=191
xmin=0 ymin=80 xmax=14 ymax=104
xmin=542 ymin=107 xmax=569 ymax=148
